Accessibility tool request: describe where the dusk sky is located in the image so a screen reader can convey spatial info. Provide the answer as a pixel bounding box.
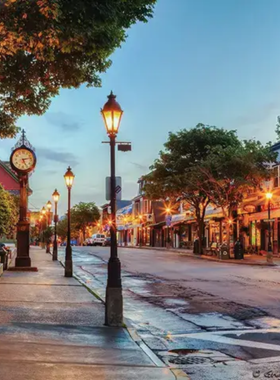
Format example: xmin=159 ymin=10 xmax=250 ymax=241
xmin=1 ymin=0 xmax=280 ymax=216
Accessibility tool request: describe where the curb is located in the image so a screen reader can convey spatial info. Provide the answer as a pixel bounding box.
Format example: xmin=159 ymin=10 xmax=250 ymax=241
xmin=59 ymin=257 xmax=171 ymax=370
xmin=58 ymin=255 xmax=190 ymax=379
xmin=171 ymin=369 xmax=191 ymax=380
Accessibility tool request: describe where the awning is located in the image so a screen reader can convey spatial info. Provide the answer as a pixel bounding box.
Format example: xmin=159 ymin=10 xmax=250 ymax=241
xmin=149 ymin=221 xmax=166 ymax=228
xmin=248 ymin=209 xmax=280 ymax=221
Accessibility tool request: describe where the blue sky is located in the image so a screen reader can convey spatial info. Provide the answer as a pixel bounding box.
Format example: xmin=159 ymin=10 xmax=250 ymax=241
xmin=1 ymin=0 xmax=280 ymax=215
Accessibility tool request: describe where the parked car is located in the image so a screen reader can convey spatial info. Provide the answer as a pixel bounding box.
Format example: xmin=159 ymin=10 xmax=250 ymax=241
xmin=84 ymin=238 xmax=93 ymax=246
xmin=92 ymin=234 xmax=106 ymax=246
xmin=104 ymin=237 xmax=111 ymax=246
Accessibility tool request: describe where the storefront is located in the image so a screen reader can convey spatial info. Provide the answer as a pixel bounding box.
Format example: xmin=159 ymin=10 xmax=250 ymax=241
xmin=248 ymin=209 xmax=280 ymax=254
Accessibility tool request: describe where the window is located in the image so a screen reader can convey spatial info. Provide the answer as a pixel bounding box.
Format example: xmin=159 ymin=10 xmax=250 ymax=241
xmin=271 ymin=166 xmax=279 ymax=188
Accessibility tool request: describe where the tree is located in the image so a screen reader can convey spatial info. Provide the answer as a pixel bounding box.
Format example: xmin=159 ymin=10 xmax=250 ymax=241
xmin=56 ymin=217 xmax=68 ymax=242
xmin=6 ymin=193 xmax=19 ymax=237
xmin=71 ymin=202 xmax=100 ymax=241
xmin=144 ymin=124 xmax=241 ymax=253
xmin=276 ymin=116 xmax=280 ymax=141
xmin=41 ymin=226 xmax=53 ymax=244
xmin=0 ymin=184 xmax=18 ymax=236
xmin=0 ymin=0 xmax=155 ymax=137
xmin=198 ymin=140 xmax=277 ymax=247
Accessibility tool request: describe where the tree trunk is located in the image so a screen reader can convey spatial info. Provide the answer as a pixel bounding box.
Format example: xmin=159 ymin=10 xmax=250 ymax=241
xmin=226 ymin=208 xmax=232 ymax=249
xmin=198 ymin=220 xmax=203 ymax=254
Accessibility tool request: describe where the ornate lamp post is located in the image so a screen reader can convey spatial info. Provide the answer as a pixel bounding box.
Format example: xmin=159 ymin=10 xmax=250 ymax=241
xmin=46 ymin=201 xmax=52 ymax=253
xmin=46 ymin=200 xmax=52 ymax=226
xmin=266 ymin=191 xmax=273 ymax=263
xmin=165 ymin=207 xmax=171 ymax=247
xmin=139 ymin=215 xmax=143 ymax=248
xmin=64 ymin=167 xmax=75 ymax=277
xmin=101 ymin=91 xmax=123 ymax=326
xmin=52 ymin=189 xmax=60 ymax=261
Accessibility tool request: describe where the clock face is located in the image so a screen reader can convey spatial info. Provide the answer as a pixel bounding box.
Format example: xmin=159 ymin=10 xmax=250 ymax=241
xmin=11 ymin=148 xmax=36 ymax=173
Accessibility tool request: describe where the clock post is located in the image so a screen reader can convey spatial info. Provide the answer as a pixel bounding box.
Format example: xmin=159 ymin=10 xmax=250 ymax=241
xmin=9 ymin=130 xmax=37 ymax=270
xmin=16 ymin=173 xmax=31 ymax=267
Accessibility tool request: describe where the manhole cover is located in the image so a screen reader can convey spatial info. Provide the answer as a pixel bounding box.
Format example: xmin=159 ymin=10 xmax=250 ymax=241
xmin=169 ymin=356 xmax=213 ymax=365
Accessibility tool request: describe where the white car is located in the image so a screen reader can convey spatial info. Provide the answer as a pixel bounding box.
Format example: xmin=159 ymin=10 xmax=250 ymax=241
xmin=92 ymin=234 xmax=106 ymax=246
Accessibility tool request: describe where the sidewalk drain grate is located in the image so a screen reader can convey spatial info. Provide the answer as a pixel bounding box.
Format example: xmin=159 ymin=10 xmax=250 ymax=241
xmin=169 ymin=356 xmax=213 ymax=365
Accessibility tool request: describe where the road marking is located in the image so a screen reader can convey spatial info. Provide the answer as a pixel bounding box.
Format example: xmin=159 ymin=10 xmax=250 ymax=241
xmin=170 ymin=328 xmax=280 ymax=352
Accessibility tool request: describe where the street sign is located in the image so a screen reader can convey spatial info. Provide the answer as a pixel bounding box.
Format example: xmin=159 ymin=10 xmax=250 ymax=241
xmin=118 ymin=143 xmax=131 ymax=152
xmin=264 ymin=219 xmax=275 ymax=222
xmin=106 ymin=177 xmax=122 ymax=201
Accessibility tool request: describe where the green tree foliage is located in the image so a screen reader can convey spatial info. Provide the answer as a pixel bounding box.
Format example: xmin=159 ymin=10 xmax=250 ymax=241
xmin=57 ymin=202 xmax=99 ymax=242
xmin=144 ymin=124 xmax=276 ymax=253
xmin=276 ymin=116 xmax=280 ymax=141
xmin=41 ymin=226 xmax=53 ymax=243
xmin=199 ymin=140 xmax=276 ymax=246
xmin=71 ymin=202 xmax=100 ymax=240
xmin=0 ymin=185 xmax=18 ymax=236
xmin=56 ymin=217 xmax=68 ymax=242
xmin=0 ymin=0 xmax=155 ymax=137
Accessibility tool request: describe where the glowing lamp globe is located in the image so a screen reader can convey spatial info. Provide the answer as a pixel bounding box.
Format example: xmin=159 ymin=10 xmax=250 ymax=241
xmin=64 ymin=167 xmax=75 ymax=189
xmin=101 ymin=91 xmax=123 ymax=136
xmin=52 ymin=189 xmax=60 ymax=203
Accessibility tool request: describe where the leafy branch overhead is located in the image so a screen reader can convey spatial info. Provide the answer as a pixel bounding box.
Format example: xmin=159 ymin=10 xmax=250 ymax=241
xmin=0 ymin=0 xmax=156 ymax=137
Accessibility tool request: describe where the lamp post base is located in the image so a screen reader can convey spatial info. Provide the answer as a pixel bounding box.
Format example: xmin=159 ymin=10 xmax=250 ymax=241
xmin=105 ymin=287 xmax=123 ymax=327
xmin=65 ymin=259 xmax=73 ymax=277
xmin=53 ymin=243 xmax=58 ymax=261
xmin=267 ymin=250 xmax=274 ymax=264
xmin=15 ymin=256 xmax=31 ymax=268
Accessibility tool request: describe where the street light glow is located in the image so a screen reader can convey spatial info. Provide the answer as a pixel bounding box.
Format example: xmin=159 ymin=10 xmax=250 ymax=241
xmin=101 ymin=91 xmax=123 ymax=136
xmin=41 ymin=206 xmax=46 ymax=215
xmin=266 ymin=192 xmax=273 ymax=200
xmin=52 ymin=189 xmax=60 ymax=203
xmin=47 ymin=200 xmax=52 ymax=210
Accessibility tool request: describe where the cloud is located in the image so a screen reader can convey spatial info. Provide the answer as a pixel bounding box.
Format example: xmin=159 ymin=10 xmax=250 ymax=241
xmin=36 ymin=147 xmax=79 ymax=166
xmin=130 ymin=162 xmax=148 ymax=171
xmin=45 ymin=112 xmax=83 ymax=132
xmin=235 ymin=101 xmax=279 ymax=127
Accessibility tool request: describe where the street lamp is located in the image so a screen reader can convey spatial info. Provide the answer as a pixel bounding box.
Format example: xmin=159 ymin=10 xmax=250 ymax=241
xmin=45 ymin=201 xmax=52 ymax=253
xmin=64 ymin=166 xmax=75 ymax=277
xmin=101 ymin=91 xmax=123 ymax=326
xmin=266 ymin=191 xmax=273 ymax=263
xmin=52 ymin=189 xmax=60 ymax=261
xmin=165 ymin=207 xmax=171 ymax=247
xmin=139 ymin=215 xmax=143 ymax=248
xmin=46 ymin=200 xmax=52 ymax=226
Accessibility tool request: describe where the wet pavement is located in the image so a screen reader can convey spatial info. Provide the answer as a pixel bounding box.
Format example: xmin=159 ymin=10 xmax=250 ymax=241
xmin=0 ymin=248 xmax=174 ymax=380
xmin=67 ymin=246 xmax=280 ymax=379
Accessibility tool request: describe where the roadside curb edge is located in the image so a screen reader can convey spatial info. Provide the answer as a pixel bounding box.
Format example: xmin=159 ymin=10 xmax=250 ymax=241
xmin=171 ymin=369 xmax=191 ymax=380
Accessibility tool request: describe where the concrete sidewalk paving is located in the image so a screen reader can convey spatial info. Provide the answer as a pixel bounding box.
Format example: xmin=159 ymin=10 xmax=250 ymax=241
xmin=0 ymin=247 xmax=175 ymax=380
xmin=122 ymin=245 xmax=280 ymax=266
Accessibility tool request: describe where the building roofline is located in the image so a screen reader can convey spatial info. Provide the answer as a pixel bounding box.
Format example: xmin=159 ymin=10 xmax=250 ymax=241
xmin=0 ymin=161 xmax=19 ymax=183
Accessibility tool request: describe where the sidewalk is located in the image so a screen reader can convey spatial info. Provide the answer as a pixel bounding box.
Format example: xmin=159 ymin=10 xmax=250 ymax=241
xmin=123 ymin=245 xmax=280 ymax=266
xmin=0 ymin=247 xmax=175 ymax=380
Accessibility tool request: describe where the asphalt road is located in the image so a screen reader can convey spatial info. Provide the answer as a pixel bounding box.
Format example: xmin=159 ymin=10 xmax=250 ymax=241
xmin=67 ymin=246 xmax=280 ymax=379
xmin=73 ymin=246 xmax=280 ymax=318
